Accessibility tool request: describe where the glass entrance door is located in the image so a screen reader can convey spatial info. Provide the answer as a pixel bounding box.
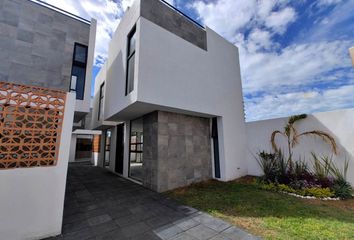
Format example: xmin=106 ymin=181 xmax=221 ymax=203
xmin=129 ymin=118 xmax=143 ymax=181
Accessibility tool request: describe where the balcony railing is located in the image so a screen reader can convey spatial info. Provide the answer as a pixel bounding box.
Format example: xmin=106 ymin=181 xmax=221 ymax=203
xmin=160 ymin=0 xmax=205 ymax=29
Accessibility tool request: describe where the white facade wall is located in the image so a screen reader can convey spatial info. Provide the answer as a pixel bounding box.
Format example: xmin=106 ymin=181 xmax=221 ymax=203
xmin=103 ymin=1 xmax=141 ymax=121
xmin=246 ymin=108 xmax=354 ymax=186
xmin=137 ymin=18 xmax=247 ymax=180
xmin=97 ymin=0 xmax=247 ymax=181
xmin=91 ymin=63 xmax=117 ymax=130
xmin=69 ymin=134 xmax=77 ymax=162
xmin=0 ymin=93 xmax=75 ymax=240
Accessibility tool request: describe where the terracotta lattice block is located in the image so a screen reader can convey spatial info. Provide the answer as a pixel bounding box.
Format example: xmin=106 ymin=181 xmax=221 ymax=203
xmin=0 ymin=82 xmax=66 ymax=169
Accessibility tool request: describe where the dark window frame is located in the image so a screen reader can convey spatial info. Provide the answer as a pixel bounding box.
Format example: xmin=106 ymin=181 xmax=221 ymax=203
xmin=125 ymin=26 xmax=136 ymax=96
xmin=70 ymin=43 xmax=88 ymax=100
xmin=98 ymin=82 xmax=105 ymax=121
xmin=212 ymin=118 xmax=221 ymax=178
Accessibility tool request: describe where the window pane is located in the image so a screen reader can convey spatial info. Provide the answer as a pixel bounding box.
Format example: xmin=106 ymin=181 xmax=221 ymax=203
xmin=100 ymin=84 xmax=104 ymax=98
xmin=72 ymin=66 xmax=85 ymax=100
xmin=126 ymin=54 xmax=135 ymax=94
xmin=128 ymin=31 xmax=136 ymax=56
xmin=75 ymin=45 xmax=87 ymax=64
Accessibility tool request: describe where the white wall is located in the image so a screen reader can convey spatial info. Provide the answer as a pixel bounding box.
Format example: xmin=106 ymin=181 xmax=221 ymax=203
xmin=103 ymin=1 xmax=141 ymax=121
xmin=0 ymin=93 xmax=75 ymax=240
xmin=98 ymin=2 xmax=247 ymax=181
xmin=135 ymin=19 xmax=247 ymax=181
xmin=91 ymin=62 xmax=117 ymax=130
xmin=246 ymin=108 xmax=354 ymax=186
xmin=69 ymin=134 xmax=77 ymax=162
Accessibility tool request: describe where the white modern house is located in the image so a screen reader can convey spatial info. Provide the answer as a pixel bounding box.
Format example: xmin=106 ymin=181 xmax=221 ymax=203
xmin=91 ymin=0 xmax=247 ymax=192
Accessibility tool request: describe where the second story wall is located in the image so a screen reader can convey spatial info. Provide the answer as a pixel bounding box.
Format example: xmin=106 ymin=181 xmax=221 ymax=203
xmin=0 ymin=0 xmax=91 ymax=92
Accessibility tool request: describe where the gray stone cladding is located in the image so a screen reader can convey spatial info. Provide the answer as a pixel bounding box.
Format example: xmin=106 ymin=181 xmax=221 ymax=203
xmin=0 ymin=0 xmax=90 ymax=91
xmin=140 ymin=0 xmax=207 ymax=50
xmin=143 ymin=111 xmax=212 ymax=192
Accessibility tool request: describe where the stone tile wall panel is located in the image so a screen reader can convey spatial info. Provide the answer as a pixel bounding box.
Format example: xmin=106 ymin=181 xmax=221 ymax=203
xmin=0 ymin=0 xmax=90 ymax=91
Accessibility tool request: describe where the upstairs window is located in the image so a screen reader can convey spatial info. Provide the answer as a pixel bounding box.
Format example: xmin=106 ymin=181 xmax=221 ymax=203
xmin=126 ymin=27 xmax=136 ymax=95
xmin=70 ymin=43 xmax=88 ymax=100
xmin=98 ymin=82 xmax=105 ymax=120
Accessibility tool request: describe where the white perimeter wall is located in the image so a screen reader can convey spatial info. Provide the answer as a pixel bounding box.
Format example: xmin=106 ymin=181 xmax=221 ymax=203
xmin=246 ymin=108 xmax=354 ymax=186
xmin=0 ymin=93 xmax=75 ymax=240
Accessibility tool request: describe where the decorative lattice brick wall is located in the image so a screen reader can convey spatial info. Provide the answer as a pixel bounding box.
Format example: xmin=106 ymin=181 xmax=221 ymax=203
xmin=92 ymin=135 xmax=100 ymax=153
xmin=0 ymin=82 xmax=66 ymax=169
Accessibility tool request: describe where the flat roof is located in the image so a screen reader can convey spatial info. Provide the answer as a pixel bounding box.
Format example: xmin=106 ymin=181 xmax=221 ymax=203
xmin=29 ymin=0 xmax=91 ymax=25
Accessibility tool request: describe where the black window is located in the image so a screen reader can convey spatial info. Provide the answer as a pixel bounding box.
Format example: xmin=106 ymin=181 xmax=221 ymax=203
xmin=98 ymin=83 xmax=105 ymax=120
xmin=212 ymin=118 xmax=221 ymax=178
xmin=70 ymin=43 xmax=88 ymax=100
xmin=126 ymin=27 xmax=136 ymax=95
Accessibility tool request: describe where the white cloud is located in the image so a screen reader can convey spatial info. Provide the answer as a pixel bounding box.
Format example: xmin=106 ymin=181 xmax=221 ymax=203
xmin=264 ymin=7 xmax=297 ymax=33
xmin=245 ymin=84 xmax=354 ymax=121
xmin=239 ymin=40 xmax=352 ymax=93
xmin=317 ymin=0 xmax=343 ymax=6
xmin=247 ymin=28 xmax=273 ymax=51
xmin=191 ymin=0 xmax=258 ymax=39
xmin=191 ymin=0 xmax=353 ymax=121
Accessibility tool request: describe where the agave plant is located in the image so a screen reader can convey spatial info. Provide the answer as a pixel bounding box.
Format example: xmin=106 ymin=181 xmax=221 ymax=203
xmin=271 ymin=114 xmax=337 ymax=165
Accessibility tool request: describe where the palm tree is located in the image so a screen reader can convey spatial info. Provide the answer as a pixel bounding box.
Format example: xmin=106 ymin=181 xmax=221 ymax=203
xmin=271 ymin=114 xmax=337 ymax=166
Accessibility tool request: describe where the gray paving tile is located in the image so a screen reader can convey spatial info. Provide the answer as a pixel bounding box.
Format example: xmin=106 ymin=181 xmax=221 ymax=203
xmin=120 ymin=221 xmax=150 ymax=237
xmin=222 ymin=227 xmax=260 ymax=240
xmin=154 ymin=224 xmax=184 ymax=240
xmin=209 ymin=235 xmax=232 ymax=240
xmin=53 ymin=163 xmax=260 ymax=240
xmin=193 ymin=213 xmax=231 ymax=232
xmin=173 ymin=218 xmax=200 ymax=231
xmin=87 ymin=214 xmax=112 ymax=227
xmin=170 ymin=232 xmax=199 ymax=240
xmin=185 ymin=225 xmax=219 ymax=240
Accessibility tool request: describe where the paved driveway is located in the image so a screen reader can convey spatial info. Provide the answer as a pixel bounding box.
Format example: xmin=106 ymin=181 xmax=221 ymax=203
xmin=47 ymin=163 xmax=260 ymax=240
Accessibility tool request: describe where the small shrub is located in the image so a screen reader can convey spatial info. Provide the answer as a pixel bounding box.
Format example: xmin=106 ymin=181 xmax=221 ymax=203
xmin=304 ymin=187 xmax=335 ymax=198
xmin=312 ymin=153 xmax=332 ymax=180
xmin=289 ymin=179 xmax=320 ymax=190
xmin=293 ymin=159 xmax=308 ymax=179
xmin=259 ymin=182 xmax=277 ymax=191
xmin=278 ymin=184 xmax=296 ymax=194
xmin=256 ymin=151 xmax=278 ymax=183
xmin=332 ymin=181 xmax=353 ymax=199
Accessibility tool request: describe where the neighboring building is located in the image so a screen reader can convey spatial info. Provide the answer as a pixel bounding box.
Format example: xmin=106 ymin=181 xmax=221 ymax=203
xmin=91 ymin=0 xmax=247 ymax=192
xmin=69 ymin=104 xmax=102 ymax=165
xmin=350 ymin=46 xmax=354 ymax=67
xmin=0 ymin=0 xmax=96 ymax=239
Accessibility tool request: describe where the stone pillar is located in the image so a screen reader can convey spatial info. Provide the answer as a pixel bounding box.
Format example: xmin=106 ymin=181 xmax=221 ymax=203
xmin=142 ymin=111 xmax=212 ymax=192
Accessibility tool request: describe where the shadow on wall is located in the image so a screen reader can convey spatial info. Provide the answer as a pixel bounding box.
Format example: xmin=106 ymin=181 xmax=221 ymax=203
xmin=246 ymin=109 xmax=354 ymax=186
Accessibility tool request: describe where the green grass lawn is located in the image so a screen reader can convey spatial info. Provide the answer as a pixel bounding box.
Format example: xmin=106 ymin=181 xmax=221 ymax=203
xmin=168 ymin=179 xmax=354 ymax=240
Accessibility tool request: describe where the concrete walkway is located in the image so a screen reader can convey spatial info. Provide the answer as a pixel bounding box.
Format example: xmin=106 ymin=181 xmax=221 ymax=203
xmin=47 ymin=163 xmax=260 ymax=240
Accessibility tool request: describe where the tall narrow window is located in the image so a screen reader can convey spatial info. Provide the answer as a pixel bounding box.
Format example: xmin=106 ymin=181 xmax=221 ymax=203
xmin=212 ymin=118 xmax=221 ymax=178
xmin=126 ymin=27 xmax=136 ymax=95
xmin=70 ymin=43 xmax=88 ymax=100
xmin=98 ymin=82 xmax=105 ymax=120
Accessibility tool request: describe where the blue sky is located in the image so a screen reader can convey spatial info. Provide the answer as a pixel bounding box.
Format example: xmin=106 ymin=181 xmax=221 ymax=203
xmin=42 ymin=0 xmax=354 ymax=121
